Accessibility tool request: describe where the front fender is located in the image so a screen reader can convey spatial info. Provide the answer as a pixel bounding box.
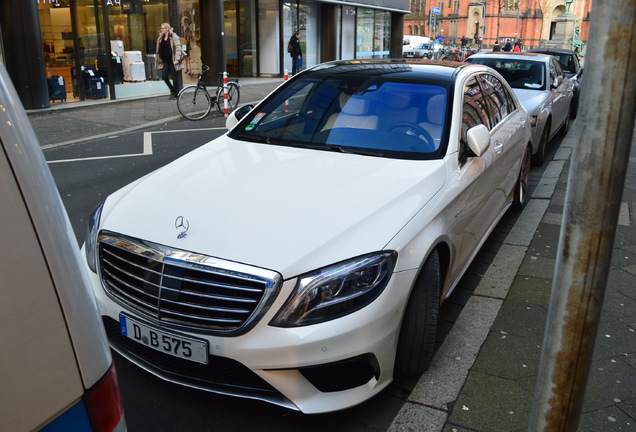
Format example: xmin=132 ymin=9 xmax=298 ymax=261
xmin=531 ymin=107 xmax=551 ymax=152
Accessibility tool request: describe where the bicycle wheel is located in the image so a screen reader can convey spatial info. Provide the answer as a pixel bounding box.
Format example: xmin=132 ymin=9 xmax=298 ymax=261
xmin=177 ymin=85 xmax=212 ymax=121
xmin=215 ymin=82 xmax=241 ymax=113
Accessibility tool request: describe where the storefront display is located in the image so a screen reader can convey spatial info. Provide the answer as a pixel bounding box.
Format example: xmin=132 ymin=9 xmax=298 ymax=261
xmin=7 ymin=0 xmax=408 ymax=106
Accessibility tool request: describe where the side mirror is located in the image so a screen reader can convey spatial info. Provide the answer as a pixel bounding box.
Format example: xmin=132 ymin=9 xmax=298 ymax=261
xmin=225 ymin=104 xmax=254 ymax=130
xmin=466 ymin=124 xmax=490 ymax=157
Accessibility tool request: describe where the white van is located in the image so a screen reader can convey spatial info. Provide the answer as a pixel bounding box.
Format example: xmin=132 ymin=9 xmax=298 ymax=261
xmin=0 ymin=63 xmax=126 ymax=431
xmin=403 ymin=35 xmax=431 ymax=52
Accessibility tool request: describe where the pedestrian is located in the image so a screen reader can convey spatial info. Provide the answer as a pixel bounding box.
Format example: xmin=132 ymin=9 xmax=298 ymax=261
xmin=503 ymin=38 xmax=513 ymax=51
xmin=289 ymin=31 xmax=302 ymax=75
xmin=492 ymin=41 xmax=501 ymax=52
xmin=156 ymin=23 xmax=184 ymax=99
xmin=513 ymin=40 xmax=523 ymax=52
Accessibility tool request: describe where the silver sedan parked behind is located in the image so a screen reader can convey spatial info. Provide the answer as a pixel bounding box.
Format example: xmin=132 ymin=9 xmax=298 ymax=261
xmin=83 ymin=59 xmax=532 ymax=414
xmin=465 ymin=52 xmax=574 ymax=165
xmin=403 ymin=42 xmax=434 ymax=59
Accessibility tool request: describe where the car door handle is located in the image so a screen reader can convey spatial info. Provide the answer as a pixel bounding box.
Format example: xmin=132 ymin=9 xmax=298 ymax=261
xmin=494 ymin=141 xmax=504 ymax=153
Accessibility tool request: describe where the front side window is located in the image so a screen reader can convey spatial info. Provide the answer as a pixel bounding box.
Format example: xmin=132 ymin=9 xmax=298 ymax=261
xmin=477 ymin=74 xmax=514 ymax=128
xmin=461 ymin=76 xmax=490 ymax=144
xmin=230 ymin=71 xmax=450 ymax=160
xmin=550 ymin=58 xmax=564 ymax=80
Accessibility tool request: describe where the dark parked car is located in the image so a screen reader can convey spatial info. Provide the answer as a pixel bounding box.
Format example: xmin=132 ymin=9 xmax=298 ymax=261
xmin=526 ymin=47 xmax=583 ymax=118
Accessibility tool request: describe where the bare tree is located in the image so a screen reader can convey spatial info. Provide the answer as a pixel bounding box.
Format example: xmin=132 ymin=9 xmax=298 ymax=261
xmin=495 ymin=0 xmax=505 ymax=41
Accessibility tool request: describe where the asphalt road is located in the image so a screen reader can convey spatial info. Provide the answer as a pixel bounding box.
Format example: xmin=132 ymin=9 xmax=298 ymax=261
xmin=42 ymin=118 xmax=559 ymax=431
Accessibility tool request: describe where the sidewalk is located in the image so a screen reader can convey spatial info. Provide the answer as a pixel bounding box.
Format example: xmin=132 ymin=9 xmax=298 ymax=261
xmin=390 ymin=126 xmax=636 ymax=432
xmin=27 ymin=80 xmax=635 ymax=431
xmin=27 ymin=77 xmax=284 ymax=149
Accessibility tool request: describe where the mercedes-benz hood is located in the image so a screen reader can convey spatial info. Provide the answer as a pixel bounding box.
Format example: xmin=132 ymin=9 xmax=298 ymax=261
xmin=99 ymin=136 xmax=446 ymax=278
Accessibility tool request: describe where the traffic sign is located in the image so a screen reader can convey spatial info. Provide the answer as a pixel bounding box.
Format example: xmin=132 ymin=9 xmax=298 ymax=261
xmin=432 ymin=6 xmax=441 ymax=14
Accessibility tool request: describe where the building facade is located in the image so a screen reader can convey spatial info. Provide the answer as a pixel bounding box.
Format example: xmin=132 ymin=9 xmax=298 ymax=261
xmin=0 ymin=0 xmax=408 ymax=109
xmin=405 ymin=0 xmax=592 ymax=49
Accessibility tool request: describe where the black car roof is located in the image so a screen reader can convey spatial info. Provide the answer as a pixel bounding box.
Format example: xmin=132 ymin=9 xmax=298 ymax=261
xmin=526 ymin=47 xmax=578 ymax=55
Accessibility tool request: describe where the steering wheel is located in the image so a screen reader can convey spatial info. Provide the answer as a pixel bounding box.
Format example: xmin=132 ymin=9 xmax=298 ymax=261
xmin=389 ymin=122 xmax=436 ymax=151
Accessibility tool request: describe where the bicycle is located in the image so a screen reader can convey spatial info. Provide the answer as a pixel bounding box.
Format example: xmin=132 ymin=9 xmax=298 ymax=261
xmin=177 ymin=64 xmax=240 ymax=120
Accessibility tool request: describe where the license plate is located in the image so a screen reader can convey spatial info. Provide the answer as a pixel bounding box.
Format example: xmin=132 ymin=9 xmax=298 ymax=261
xmin=119 ymin=314 xmax=208 ymax=364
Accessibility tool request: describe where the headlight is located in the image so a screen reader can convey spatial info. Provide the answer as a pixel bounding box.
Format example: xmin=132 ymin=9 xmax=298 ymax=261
xmin=530 ymin=115 xmax=538 ymax=127
xmin=85 ymin=202 xmax=104 ymax=273
xmin=270 ymin=251 xmax=397 ymax=327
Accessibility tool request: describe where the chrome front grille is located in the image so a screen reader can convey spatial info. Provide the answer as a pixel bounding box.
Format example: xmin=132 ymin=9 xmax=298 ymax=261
xmin=98 ymin=234 xmax=280 ymax=334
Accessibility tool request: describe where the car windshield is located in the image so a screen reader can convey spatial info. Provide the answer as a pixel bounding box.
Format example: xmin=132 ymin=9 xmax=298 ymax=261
xmin=231 ymin=73 xmax=449 ymax=160
xmin=468 ymin=58 xmax=546 ymax=90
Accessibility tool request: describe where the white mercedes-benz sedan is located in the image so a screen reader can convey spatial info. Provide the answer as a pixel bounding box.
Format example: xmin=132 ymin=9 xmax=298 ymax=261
xmin=83 ymin=59 xmax=532 ymax=414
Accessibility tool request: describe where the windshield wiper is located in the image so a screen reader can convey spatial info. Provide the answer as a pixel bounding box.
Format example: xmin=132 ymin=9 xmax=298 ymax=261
xmin=234 ymin=135 xmax=384 ymax=156
xmin=334 ymin=145 xmax=384 ymax=157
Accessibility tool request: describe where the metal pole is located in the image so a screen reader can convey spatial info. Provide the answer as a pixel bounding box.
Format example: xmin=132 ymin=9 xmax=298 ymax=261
xmin=529 ymin=1 xmax=636 ymax=431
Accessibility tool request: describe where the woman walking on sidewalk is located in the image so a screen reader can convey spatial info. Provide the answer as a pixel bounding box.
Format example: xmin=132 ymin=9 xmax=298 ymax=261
xmin=156 ymin=23 xmax=184 ymax=99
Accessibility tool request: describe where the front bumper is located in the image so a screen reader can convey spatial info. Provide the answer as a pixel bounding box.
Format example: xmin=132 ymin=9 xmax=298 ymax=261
xmin=84 ymin=251 xmax=417 ymax=413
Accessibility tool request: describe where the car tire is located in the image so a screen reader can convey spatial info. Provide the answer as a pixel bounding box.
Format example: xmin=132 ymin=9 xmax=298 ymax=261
xmin=570 ymin=91 xmax=579 ymax=120
xmin=512 ymin=145 xmax=532 ymax=210
xmin=394 ymin=249 xmax=441 ymax=379
xmin=532 ymin=121 xmax=550 ymax=166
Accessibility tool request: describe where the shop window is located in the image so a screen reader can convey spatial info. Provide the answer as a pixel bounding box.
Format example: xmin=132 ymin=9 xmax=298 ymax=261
xmin=356 ymin=8 xmax=391 ymax=59
xmin=179 ymin=1 xmax=201 ymax=83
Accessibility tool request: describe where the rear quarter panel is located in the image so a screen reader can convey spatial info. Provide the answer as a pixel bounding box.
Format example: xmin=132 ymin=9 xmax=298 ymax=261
xmin=0 ymin=64 xmax=111 ymax=430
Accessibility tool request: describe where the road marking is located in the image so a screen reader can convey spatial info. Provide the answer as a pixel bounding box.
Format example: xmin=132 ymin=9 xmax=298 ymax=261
xmin=46 ymin=128 xmax=225 ymax=164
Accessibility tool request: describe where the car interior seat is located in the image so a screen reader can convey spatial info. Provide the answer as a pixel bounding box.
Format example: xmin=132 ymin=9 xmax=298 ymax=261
xmin=418 ymin=94 xmax=446 ymax=149
xmin=324 ymin=93 xmax=378 ymax=130
xmin=379 ymin=91 xmax=419 ymax=131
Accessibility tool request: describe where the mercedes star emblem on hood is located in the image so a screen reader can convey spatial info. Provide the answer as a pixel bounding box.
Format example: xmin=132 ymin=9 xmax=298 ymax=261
xmin=175 ymin=216 xmax=190 ymax=239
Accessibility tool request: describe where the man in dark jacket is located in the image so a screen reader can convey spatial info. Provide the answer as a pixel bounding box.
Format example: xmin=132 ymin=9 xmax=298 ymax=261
xmin=289 ymin=31 xmax=302 ymax=75
xmin=503 ymin=38 xmax=513 ymax=51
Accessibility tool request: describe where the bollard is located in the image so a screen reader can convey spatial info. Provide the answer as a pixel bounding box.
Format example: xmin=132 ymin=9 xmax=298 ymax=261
xmin=223 ymin=71 xmax=229 ymax=117
xmin=284 ymin=69 xmax=289 ymax=112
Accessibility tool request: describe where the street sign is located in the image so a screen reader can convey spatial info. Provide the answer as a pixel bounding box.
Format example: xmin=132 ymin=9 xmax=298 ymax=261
xmin=432 ymin=6 xmax=441 ymax=14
